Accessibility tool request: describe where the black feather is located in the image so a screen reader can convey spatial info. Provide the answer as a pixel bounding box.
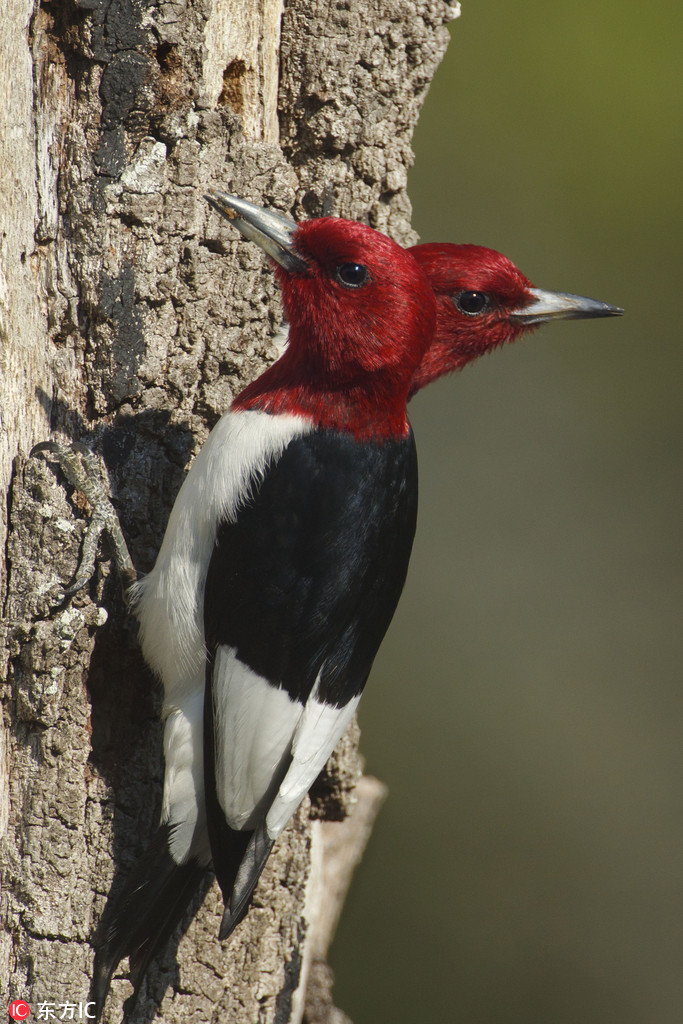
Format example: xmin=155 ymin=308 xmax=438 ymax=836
xmin=204 ymin=428 xmax=419 ymax=707
xmin=91 ymin=825 xmax=207 ymax=1022
xmin=202 ymin=428 xmax=418 ymax=927
xmin=219 ymin=824 xmax=274 ymax=940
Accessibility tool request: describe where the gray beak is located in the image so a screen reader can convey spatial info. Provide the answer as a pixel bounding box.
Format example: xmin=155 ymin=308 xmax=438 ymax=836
xmin=204 ymin=190 xmax=308 ymax=273
xmin=511 ymin=287 xmax=624 ymax=325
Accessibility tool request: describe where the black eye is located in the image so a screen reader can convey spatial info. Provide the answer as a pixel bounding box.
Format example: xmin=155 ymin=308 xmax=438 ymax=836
xmin=335 ymin=263 xmax=370 ymax=289
xmin=455 ymin=291 xmax=490 ymax=315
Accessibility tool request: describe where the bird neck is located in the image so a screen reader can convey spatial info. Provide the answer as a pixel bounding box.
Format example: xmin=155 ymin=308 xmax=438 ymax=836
xmin=408 ymin=338 xmax=469 ymax=396
xmin=232 ymin=349 xmax=411 ymax=442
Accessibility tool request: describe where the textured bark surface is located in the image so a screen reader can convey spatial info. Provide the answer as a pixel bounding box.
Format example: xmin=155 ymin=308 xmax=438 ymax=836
xmin=0 ymin=0 xmax=457 ymax=1020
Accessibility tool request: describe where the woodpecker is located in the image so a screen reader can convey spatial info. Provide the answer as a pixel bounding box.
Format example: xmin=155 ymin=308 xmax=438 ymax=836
xmin=407 ymin=242 xmax=622 ymax=395
xmin=91 ymin=195 xmax=437 ymax=1016
xmin=76 ymin=203 xmax=622 ymax=1018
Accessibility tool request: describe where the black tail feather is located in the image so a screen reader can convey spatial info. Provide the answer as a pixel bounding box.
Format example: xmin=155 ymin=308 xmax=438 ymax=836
xmin=91 ymin=824 xmax=207 ymax=1022
xmin=219 ymin=823 xmax=274 ymax=940
xmin=204 ymin=758 xmax=278 ymax=943
xmin=127 ymin=861 xmax=209 ymax=990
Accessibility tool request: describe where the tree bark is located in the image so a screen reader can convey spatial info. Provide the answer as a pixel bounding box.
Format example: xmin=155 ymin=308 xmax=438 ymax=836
xmin=0 ymin=0 xmax=457 ymax=1020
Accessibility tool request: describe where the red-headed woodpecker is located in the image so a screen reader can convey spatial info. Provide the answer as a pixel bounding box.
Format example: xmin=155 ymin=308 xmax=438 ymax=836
xmin=86 ymin=204 xmax=621 ymax=1018
xmin=91 ymin=195 xmax=437 ymax=1016
xmin=407 ymin=242 xmax=622 ymax=395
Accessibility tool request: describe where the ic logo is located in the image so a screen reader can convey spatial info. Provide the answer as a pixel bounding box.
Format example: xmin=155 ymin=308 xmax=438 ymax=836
xmin=8 ymin=1001 xmax=30 ymax=1021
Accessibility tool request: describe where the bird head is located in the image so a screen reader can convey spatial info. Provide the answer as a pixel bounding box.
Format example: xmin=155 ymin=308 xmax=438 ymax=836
xmin=408 ymin=242 xmax=623 ymax=397
xmin=205 ymin=191 xmax=436 ymax=438
xmin=282 ymin=216 xmax=436 ymax=381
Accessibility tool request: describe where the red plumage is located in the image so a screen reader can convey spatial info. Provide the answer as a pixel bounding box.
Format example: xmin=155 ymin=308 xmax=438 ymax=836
xmin=408 ymin=241 xmax=621 ymax=396
xmin=234 ymin=218 xmax=437 ymax=439
xmin=408 ymin=243 xmax=534 ymax=395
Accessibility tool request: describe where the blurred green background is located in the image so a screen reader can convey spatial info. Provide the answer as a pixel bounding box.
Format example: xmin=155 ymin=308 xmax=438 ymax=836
xmin=332 ymin=2 xmax=683 ymax=1023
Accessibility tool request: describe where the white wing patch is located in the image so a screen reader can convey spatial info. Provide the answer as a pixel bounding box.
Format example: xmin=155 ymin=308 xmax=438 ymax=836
xmin=211 ymin=646 xmax=361 ymax=841
xmin=212 ymin=646 xmax=304 ymax=830
xmin=265 ymin=688 xmax=361 ymax=839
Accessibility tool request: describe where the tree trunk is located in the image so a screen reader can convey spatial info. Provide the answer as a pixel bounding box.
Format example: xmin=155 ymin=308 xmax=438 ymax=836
xmin=0 ymin=1 xmax=457 ymax=1020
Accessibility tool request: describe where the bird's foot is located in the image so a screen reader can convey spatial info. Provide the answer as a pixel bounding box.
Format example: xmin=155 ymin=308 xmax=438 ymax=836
xmin=31 ymin=440 xmax=138 ymax=601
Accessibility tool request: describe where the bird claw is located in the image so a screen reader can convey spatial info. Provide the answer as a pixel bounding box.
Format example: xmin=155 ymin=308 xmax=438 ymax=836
xmin=31 ymin=439 xmax=138 ymax=601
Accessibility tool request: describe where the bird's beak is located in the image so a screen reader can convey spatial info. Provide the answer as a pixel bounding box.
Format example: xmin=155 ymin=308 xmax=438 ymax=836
xmin=511 ymin=288 xmax=624 ymax=325
xmin=204 ymin=190 xmax=309 ymax=274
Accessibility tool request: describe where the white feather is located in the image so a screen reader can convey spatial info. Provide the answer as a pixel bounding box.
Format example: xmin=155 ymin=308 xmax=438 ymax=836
xmin=265 ymin=688 xmax=361 ymax=839
xmin=212 ymin=646 xmax=304 ymax=830
xmin=211 ymin=647 xmax=361 ymax=841
xmin=161 ymin=683 xmax=210 ymax=864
